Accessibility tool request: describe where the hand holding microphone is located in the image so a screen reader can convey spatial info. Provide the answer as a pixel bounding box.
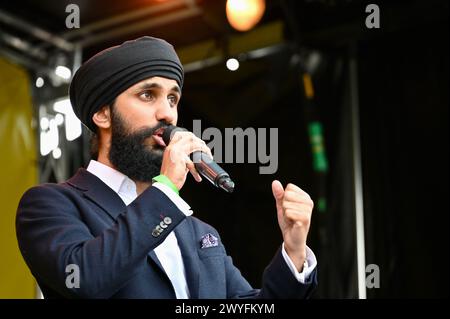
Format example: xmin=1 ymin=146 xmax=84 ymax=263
xmin=160 ymin=125 xmax=235 ymax=193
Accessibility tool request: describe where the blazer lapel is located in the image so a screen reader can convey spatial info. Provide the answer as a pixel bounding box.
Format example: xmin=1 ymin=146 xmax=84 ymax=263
xmin=174 ymin=218 xmax=200 ymax=299
xmin=67 ymin=168 xmax=125 ymax=220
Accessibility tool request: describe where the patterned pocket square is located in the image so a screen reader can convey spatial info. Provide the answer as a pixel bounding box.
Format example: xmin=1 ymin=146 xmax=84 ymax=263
xmin=200 ymin=233 xmax=219 ymax=249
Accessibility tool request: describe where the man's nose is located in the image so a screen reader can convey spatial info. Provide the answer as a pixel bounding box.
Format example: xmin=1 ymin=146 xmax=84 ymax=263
xmin=155 ymin=99 xmax=175 ymax=123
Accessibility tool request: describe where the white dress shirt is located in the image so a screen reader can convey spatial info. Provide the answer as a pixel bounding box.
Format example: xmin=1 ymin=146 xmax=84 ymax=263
xmin=87 ymin=160 xmax=316 ymax=298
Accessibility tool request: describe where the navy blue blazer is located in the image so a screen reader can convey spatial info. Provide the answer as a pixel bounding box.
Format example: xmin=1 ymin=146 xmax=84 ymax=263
xmin=16 ymin=168 xmax=317 ymax=299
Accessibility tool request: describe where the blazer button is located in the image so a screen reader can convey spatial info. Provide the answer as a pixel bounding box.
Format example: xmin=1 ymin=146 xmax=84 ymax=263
xmin=155 ymin=225 xmax=164 ymax=233
xmin=163 ymin=217 xmax=172 ymax=225
xmin=152 ymin=229 xmax=160 ymax=237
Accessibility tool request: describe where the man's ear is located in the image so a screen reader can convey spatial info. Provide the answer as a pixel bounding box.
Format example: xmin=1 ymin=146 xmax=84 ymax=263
xmin=92 ymin=105 xmax=111 ymax=129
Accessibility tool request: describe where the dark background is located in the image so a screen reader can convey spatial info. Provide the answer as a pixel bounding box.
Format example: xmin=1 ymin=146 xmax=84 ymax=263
xmin=181 ymin=2 xmax=449 ymax=298
xmin=1 ymin=0 xmax=448 ymax=298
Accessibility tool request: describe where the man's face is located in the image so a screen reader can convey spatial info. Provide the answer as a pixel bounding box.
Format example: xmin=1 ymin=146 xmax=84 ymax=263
xmin=107 ymin=76 xmax=181 ymax=182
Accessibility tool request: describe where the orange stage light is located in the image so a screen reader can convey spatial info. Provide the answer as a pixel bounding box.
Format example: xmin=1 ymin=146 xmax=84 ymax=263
xmin=226 ymin=0 xmax=266 ymax=32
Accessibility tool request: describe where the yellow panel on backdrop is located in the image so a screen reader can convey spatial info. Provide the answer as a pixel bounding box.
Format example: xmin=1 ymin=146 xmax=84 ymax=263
xmin=0 ymin=56 xmax=37 ymax=298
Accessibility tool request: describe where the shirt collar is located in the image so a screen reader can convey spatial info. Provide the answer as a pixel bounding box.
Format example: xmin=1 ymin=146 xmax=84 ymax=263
xmin=86 ymin=160 xmax=136 ymax=198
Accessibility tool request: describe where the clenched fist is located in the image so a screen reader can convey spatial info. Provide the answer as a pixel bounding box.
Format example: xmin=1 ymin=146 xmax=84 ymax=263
xmin=272 ymin=180 xmax=314 ymax=272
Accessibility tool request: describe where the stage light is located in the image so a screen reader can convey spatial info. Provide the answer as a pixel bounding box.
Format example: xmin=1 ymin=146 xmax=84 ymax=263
xmin=40 ymin=117 xmax=49 ymax=130
xmin=226 ymin=0 xmax=266 ymax=32
xmin=55 ymin=65 xmax=72 ymax=80
xmin=36 ymin=77 xmax=44 ymax=88
xmin=226 ymin=58 xmax=239 ymax=71
xmin=40 ymin=118 xmax=59 ymax=156
xmin=53 ymin=99 xmax=82 ymax=141
xmin=52 ymin=147 xmax=62 ymax=159
xmin=55 ymin=113 xmax=64 ymax=126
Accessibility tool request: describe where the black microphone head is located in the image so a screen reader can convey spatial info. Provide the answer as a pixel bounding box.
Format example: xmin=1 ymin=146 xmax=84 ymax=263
xmin=162 ymin=125 xmax=187 ymax=145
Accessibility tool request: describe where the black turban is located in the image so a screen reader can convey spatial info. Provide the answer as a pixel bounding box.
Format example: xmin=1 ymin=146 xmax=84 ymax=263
xmin=69 ymin=36 xmax=184 ymax=132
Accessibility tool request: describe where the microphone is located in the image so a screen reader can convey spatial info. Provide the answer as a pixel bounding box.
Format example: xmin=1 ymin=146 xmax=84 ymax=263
xmin=162 ymin=125 xmax=235 ymax=193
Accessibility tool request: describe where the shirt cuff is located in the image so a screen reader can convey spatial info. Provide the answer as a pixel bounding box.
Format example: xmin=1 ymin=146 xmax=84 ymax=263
xmin=152 ymin=182 xmax=193 ymax=216
xmin=152 ymin=174 xmax=179 ymax=195
xmin=281 ymin=243 xmax=317 ymax=284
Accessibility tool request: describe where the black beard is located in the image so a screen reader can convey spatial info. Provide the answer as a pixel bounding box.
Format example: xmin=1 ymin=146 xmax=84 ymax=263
xmin=108 ymin=109 xmax=169 ymax=183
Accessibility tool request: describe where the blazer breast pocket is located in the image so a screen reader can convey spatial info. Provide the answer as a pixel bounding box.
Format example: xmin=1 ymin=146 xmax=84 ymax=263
xmin=197 ymin=246 xmax=225 ymax=259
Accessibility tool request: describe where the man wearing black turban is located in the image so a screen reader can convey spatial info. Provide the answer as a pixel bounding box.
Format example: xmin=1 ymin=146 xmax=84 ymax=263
xmin=16 ymin=36 xmax=317 ymax=299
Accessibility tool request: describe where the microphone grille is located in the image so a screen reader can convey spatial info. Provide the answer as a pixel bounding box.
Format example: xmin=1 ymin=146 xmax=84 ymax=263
xmin=162 ymin=125 xmax=187 ymax=145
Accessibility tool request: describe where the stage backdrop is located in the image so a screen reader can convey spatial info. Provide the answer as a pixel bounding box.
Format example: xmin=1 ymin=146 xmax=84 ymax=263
xmin=0 ymin=56 xmax=36 ymax=298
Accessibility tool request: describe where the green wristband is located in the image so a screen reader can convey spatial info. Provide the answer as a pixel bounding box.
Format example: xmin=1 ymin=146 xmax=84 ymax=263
xmin=152 ymin=174 xmax=179 ymax=195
